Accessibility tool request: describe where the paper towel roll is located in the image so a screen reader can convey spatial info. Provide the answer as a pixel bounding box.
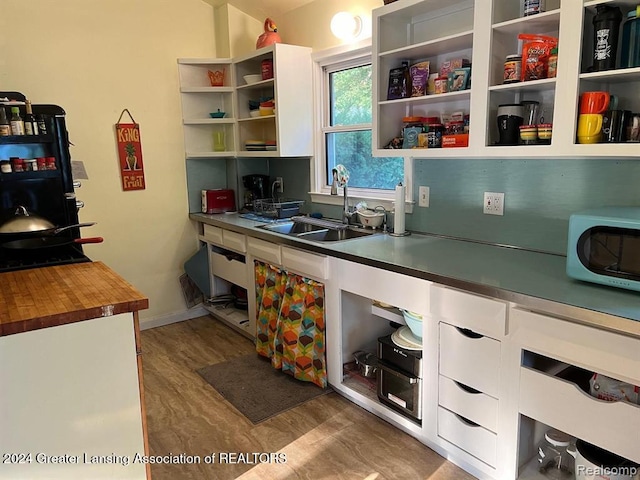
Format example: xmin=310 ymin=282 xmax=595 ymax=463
xmin=394 ymin=183 xmax=405 ymax=235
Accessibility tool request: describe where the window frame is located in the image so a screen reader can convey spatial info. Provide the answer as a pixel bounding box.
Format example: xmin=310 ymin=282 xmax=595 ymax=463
xmin=309 ymin=42 xmax=412 ymax=213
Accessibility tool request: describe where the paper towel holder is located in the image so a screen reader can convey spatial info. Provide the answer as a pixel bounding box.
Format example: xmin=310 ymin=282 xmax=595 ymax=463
xmin=389 ymin=181 xmax=411 ymax=237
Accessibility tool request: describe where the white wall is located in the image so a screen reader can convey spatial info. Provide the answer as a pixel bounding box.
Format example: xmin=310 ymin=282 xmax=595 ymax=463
xmin=3 ymin=0 xmax=217 ymax=325
xmin=279 ymin=0 xmax=381 ymax=51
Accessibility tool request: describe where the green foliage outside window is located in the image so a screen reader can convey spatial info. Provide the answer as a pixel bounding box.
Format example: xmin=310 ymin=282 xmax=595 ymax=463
xmin=327 ymin=64 xmax=403 ymax=190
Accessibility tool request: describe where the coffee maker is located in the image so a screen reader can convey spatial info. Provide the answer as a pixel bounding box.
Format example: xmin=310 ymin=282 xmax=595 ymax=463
xmin=242 ymin=174 xmax=270 ymax=210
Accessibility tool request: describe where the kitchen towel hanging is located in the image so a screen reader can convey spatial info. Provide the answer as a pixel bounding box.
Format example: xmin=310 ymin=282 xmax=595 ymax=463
xmin=254 ymin=261 xmax=327 ymax=388
xmin=115 ymin=108 xmax=146 ymax=191
xmin=393 ymin=183 xmax=406 ymax=235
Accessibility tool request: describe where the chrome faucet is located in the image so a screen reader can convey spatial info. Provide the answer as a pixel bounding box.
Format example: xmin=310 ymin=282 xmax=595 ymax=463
xmin=343 ymin=184 xmax=356 ymax=224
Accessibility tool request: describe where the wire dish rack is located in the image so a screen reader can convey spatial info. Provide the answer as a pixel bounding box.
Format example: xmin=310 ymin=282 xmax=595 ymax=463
xmin=254 ymin=198 xmax=304 ymax=219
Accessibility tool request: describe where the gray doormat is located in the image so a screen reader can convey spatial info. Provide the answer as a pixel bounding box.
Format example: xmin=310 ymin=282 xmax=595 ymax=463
xmin=197 ymin=354 xmax=332 ymax=424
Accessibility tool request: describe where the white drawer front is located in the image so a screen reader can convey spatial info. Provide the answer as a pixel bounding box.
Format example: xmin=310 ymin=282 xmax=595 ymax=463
xmin=438 ymin=406 xmax=497 ymax=467
xmin=431 ymin=285 xmax=506 ymax=338
xmin=222 ymin=229 xmax=246 ymax=253
xmin=439 ymin=322 xmax=501 ymax=397
xmin=438 ymin=375 xmax=498 ymax=433
xmin=519 ymin=366 xmax=640 ymax=463
xmin=247 ymin=236 xmax=281 ymax=265
xmin=210 ymin=251 xmax=247 ymax=288
xmin=281 ymin=246 xmax=327 ymax=280
xmin=203 ymin=224 xmax=223 ymax=245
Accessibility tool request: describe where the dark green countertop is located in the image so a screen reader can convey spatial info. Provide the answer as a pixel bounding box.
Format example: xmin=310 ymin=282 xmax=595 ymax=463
xmin=190 ymin=212 xmax=640 ymax=338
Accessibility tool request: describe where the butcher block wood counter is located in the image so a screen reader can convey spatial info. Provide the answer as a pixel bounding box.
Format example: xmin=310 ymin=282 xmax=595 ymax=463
xmin=0 ymin=261 xmax=149 ymax=336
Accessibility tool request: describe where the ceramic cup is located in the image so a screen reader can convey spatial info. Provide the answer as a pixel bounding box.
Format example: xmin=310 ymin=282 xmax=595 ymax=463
xmin=602 ymin=110 xmax=631 ymax=143
xmin=577 ymin=113 xmax=603 ymax=144
xmin=579 ymin=91 xmax=610 ymax=114
xmin=519 ymin=124 xmax=538 ymax=144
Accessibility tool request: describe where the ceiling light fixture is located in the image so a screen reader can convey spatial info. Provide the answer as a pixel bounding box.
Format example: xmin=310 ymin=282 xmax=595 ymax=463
xmin=330 ymin=12 xmax=363 ymax=40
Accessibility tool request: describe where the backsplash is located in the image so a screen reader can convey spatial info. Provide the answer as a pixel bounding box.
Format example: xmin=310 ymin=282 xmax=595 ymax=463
xmin=194 ymin=156 xmax=640 ymax=256
xmin=410 ymin=158 xmax=640 ymax=255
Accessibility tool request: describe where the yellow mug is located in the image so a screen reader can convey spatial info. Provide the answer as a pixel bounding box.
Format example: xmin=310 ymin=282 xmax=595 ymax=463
xmin=577 ymin=114 xmax=603 ymax=144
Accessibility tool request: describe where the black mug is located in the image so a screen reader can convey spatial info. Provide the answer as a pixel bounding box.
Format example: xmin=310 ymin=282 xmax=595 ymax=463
xmin=602 ymin=109 xmax=631 ymax=143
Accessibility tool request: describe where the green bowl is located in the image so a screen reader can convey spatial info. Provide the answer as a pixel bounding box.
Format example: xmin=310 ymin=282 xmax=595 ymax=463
xmin=210 ymin=111 xmax=226 ymax=118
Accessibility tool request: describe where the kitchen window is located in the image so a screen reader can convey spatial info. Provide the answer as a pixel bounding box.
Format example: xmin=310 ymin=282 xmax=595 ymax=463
xmin=311 ymin=44 xmax=410 ymax=211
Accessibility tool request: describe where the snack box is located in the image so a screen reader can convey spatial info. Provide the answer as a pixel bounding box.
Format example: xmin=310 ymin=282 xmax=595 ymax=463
xmin=448 ymin=67 xmax=471 ymax=91
xmin=439 ymin=58 xmax=471 ymax=77
xmin=442 ymin=133 xmax=469 ymax=148
xmin=409 ymin=61 xmax=430 ymax=97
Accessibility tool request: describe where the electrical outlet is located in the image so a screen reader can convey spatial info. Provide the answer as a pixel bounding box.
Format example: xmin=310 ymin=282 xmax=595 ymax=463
xmin=276 ymin=177 xmax=283 ymax=193
xmin=418 ymin=186 xmax=429 ymax=207
xmin=483 ymin=192 xmax=504 ymax=216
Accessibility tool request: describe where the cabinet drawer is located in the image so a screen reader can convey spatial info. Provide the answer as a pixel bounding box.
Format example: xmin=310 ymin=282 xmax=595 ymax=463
xmin=438 ymin=375 xmax=498 ymax=433
xmin=247 ymin=237 xmax=281 ymax=265
xmin=281 ymin=246 xmax=327 ymax=280
xmin=519 ymin=366 xmax=640 ymax=463
xmin=222 ymin=229 xmax=246 ymax=253
xmin=210 ymin=251 xmax=247 ymax=288
xmin=438 ymin=406 xmax=497 ymax=467
xmin=439 ymin=322 xmax=500 ymax=397
xmin=203 ymin=224 xmax=223 ymax=245
xmin=431 ymin=285 xmax=506 ymax=338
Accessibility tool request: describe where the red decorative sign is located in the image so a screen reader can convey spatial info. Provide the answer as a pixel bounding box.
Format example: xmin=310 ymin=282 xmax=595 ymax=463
xmin=115 ymin=109 xmax=146 ymax=191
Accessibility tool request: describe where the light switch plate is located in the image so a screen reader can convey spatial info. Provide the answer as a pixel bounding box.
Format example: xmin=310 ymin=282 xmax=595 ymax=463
xmin=419 ymin=186 xmax=429 ymax=207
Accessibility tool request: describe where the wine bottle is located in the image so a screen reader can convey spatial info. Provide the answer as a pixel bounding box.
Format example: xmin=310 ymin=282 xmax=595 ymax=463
xmin=0 ymin=107 xmax=10 ymax=136
xmin=24 ymin=100 xmax=38 ymax=135
xmin=9 ymin=107 xmax=25 ymax=136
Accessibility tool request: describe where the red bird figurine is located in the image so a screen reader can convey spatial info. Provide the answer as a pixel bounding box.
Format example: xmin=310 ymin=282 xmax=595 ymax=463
xmin=256 ymin=17 xmax=282 ymax=49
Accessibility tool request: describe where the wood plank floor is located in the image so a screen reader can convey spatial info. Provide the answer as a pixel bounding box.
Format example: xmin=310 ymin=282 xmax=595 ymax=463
xmin=141 ymin=315 xmax=475 ymax=480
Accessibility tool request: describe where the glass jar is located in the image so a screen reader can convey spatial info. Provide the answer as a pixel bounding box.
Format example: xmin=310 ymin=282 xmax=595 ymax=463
xmin=537 ymin=429 xmax=573 ymax=479
xmin=504 ymin=54 xmax=522 ymax=83
xmin=427 ymin=123 xmax=444 ymax=148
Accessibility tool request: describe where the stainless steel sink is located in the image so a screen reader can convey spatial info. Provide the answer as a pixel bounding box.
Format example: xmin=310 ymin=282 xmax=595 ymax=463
xmin=259 ymin=216 xmax=380 ymax=242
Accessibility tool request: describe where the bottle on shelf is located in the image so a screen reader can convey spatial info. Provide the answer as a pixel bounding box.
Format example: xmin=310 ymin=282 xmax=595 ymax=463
xmin=591 ymin=5 xmax=623 ymax=72
xmin=0 ymin=107 xmax=10 ymax=136
xmin=9 ymin=107 xmax=25 ymax=136
xmin=23 ymin=100 xmax=38 ymax=135
xmin=36 ymin=114 xmax=48 ymax=135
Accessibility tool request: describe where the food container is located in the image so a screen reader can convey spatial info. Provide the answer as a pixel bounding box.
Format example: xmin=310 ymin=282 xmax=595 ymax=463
xmin=537 ymin=429 xmax=574 ymax=479
xmin=434 ymin=76 xmax=449 ymax=94
xmin=504 ymin=54 xmax=522 ymax=83
xmin=353 ymin=351 xmax=378 ymax=378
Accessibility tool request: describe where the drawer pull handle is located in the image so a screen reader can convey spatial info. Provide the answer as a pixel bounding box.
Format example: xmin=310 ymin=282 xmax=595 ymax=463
xmin=455 ymin=413 xmax=480 ymax=427
xmin=456 ymin=327 xmax=484 ymax=339
xmin=454 ymin=381 xmax=482 ymax=395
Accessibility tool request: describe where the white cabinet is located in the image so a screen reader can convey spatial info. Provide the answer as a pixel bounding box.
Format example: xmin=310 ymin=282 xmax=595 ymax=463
xmin=178 ymin=58 xmax=236 ymax=158
xmin=431 ymin=285 xmax=507 ymax=473
xmin=0 ymin=314 xmax=148 ymax=479
xmin=372 ymin=0 xmax=476 ymax=156
xmin=234 ymin=43 xmax=313 ymax=157
xmin=372 ymin=0 xmax=640 ymax=158
xmin=198 ymin=224 xmax=251 ymax=337
xmin=178 ymin=44 xmax=313 ymax=160
xmin=505 ymin=307 xmax=640 ymax=479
